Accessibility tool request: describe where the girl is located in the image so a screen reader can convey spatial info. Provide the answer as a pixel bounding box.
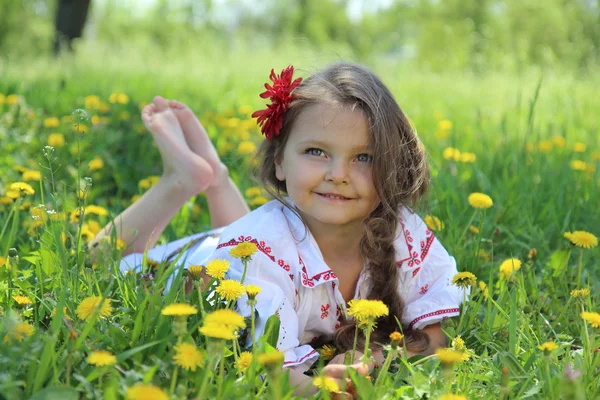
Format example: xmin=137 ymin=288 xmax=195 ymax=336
xmin=93 ymin=62 xmax=464 ymax=396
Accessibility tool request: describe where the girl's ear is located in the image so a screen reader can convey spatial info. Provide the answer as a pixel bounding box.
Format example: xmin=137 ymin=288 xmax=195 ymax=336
xmin=274 ymin=156 xmax=285 ymax=181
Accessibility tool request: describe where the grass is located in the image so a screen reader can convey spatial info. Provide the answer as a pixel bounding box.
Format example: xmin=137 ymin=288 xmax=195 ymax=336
xmin=0 ymin=39 xmax=599 ymax=399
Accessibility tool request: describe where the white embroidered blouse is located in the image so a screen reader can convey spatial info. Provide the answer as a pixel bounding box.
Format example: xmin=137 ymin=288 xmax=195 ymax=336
xmin=119 ymin=199 xmax=465 ymax=370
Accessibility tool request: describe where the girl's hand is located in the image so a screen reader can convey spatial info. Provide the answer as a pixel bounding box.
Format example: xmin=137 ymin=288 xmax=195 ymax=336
xmin=321 ymin=361 xmax=369 ymax=400
xmin=142 ymin=96 xmax=214 ymax=198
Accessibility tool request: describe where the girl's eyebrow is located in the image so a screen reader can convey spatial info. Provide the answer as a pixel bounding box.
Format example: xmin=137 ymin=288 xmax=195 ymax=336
xmin=297 ymin=140 xmax=371 ymax=152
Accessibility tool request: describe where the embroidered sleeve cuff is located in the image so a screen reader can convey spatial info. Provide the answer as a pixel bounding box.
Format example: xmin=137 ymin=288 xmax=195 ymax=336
xmin=282 ymin=345 xmax=320 ymax=369
xmin=408 ymin=307 xmax=461 ymax=330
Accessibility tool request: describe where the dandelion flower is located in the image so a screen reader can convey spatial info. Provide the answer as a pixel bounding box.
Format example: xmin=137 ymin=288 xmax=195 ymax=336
xmin=126 ymin=384 xmax=168 ymax=400
xmin=203 ymin=309 xmax=247 ymax=330
xmin=22 ymin=170 xmax=41 ymax=181
xmin=84 ymin=205 xmax=108 ymax=216
xmin=235 ymin=351 xmax=253 ymax=373
xmin=249 ymin=196 xmax=269 ymax=207
xmin=237 ymin=141 xmax=257 ymax=155
xmin=9 ymin=182 xmax=35 ymax=196
xmin=161 ymin=303 xmax=198 ymax=317
xmin=570 ymin=160 xmax=587 ymax=171
xmin=245 ymin=284 xmax=262 ymax=299
xmin=478 ymin=281 xmax=489 ymax=299
xmin=460 ymin=152 xmax=477 ymax=163
xmin=347 ymin=299 xmax=389 ymax=324
xmin=257 ymin=351 xmax=284 ymax=367
xmin=564 ymin=231 xmax=598 ymax=249
xmin=468 ymin=193 xmax=493 ymax=209
xmin=498 ymin=258 xmax=522 ymax=279
xmin=199 ymin=323 xmax=237 ymax=340
xmin=581 ymin=311 xmax=600 ymax=329
xmin=229 ymin=242 xmax=258 ymax=259
xmin=452 ymin=272 xmax=477 ymax=288
xmin=245 ymin=187 xmax=262 ymax=198
xmin=87 ymin=350 xmax=117 ymax=366
xmin=571 ymin=288 xmax=590 ymax=298
xmin=216 ymin=279 xmax=246 ymax=302
xmin=12 ymin=296 xmax=32 ymax=305
xmin=76 ymin=296 xmax=113 ymax=320
xmin=88 ymin=157 xmax=104 ymax=171
xmin=452 ymin=336 xmax=465 ymax=351
xmin=312 ymin=376 xmax=340 ymax=393
xmin=573 ymin=142 xmax=586 ymax=152
xmin=205 ymin=259 xmax=230 ymax=279
xmin=3 ymin=322 xmax=35 ymax=344
xmin=389 ymin=331 xmax=404 ymax=343
xmin=424 ymin=215 xmax=444 ymax=231
xmin=188 ymin=265 xmax=204 ymax=280
xmin=435 ymin=348 xmax=465 ymax=365
xmin=469 ymin=225 xmax=480 ymax=234
xmin=43 ymin=117 xmax=60 ymax=128
xmin=173 ymin=342 xmax=204 ymax=371
xmin=538 ymin=341 xmax=558 ymax=353
xmin=443 ymin=147 xmax=461 ymax=161
xmin=439 ymin=394 xmax=467 ymax=400
xmin=319 ymin=345 xmax=336 ymax=361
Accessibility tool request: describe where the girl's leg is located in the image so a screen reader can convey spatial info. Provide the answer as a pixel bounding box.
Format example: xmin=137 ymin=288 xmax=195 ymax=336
xmin=169 ymin=100 xmax=250 ymax=228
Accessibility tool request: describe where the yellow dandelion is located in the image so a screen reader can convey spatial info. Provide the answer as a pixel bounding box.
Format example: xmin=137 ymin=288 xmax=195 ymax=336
xmin=452 ymin=336 xmax=465 ymax=351
xmin=245 ymin=187 xmax=262 ymax=198
xmin=6 ymin=94 xmax=20 ymax=105
xmin=22 ymin=170 xmax=41 ymax=181
xmin=205 ymin=258 xmax=230 ymax=279
xmin=85 ymin=95 xmax=101 ymax=109
xmin=188 ymin=265 xmax=204 ymax=280
xmin=125 ymin=384 xmax=168 ymax=400
xmin=203 ymin=309 xmax=246 ymax=330
xmin=538 ymin=140 xmax=552 ymax=152
xmin=0 ymin=256 xmax=6 ymax=267
xmin=435 ymin=348 xmax=465 ymax=365
xmin=245 ymin=284 xmax=262 ymax=299
xmin=319 ymin=345 xmax=336 ymax=361
xmin=573 ymin=142 xmax=586 ymax=152
xmin=173 ymin=342 xmax=204 ymax=371
xmin=9 ymin=182 xmax=35 ymax=196
xmin=312 ymin=376 xmax=340 ymax=393
xmin=3 ymin=322 xmax=35 ymax=344
xmin=199 ymin=323 xmax=237 ymax=340
xmin=389 ymin=331 xmax=404 ymax=343
xmin=570 ymin=160 xmax=587 ymax=171
xmin=229 ymin=242 xmax=258 ymax=259
xmin=235 ymin=351 xmax=253 ymax=373
xmin=498 ymin=258 xmax=522 ymax=279
xmin=537 ymin=341 xmax=558 ymax=353
xmin=439 ymin=394 xmax=467 ymax=400
xmin=424 ymin=215 xmax=444 ymax=231
xmin=443 ymin=147 xmax=461 ymax=161
xmin=216 ymin=280 xmax=246 ymax=302
xmin=161 ymin=303 xmax=198 ymax=317
xmin=552 ymin=136 xmax=566 ymax=148
xmin=581 ymin=311 xmax=600 ymax=329
xmin=460 ymin=152 xmax=477 ymax=163
xmin=88 ymin=157 xmax=104 ymax=171
xmin=51 ymin=306 xmax=72 ymax=321
xmin=248 ymin=196 xmax=269 ymax=207
xmin=12 ymin=296 xmax=32 ymax=305
xmin=478 ymin=281 xmax=489 ymax=299
xmin=237 ymin=141 xmax=257 ymax=155
xmin=452 ymin=272 xmax=477 ymax=288
xmin=87 ymin=350 xmax=117 ymax=366
xmin=347 ymin=299 xmax=389 ymax=324
xmin=84 ymin=205 xmax=108 ymax=216
xmin=468 ymin=193 xmax=493 ymax=209
xmin=564 ymin=231 xmax=598 ymax=249
xmin=469 ymin=225 xmax=480 ymax=234
xmin=43 ymin=117 xmax=60 ymax=128
xmin=76 ymin=296 xmax=113 ymax=321
xmin=0 ymin=197 xmax=13 ymax=206
xmin=571 ymin=288 xmax=590 ymax=298
xmin=257 ymin=351 xmax=284 ymax=367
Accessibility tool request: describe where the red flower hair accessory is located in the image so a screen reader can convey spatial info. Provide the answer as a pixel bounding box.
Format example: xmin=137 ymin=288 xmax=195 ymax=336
xmin=251 ymin=65 xmax=302 ymax=140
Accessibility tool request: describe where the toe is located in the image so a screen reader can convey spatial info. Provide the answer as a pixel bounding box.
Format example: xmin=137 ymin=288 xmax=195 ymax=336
xmin=153 ymin=95 xmax=169 ymax=112
xmin=168 ymin=99 xmax=185 ymax=110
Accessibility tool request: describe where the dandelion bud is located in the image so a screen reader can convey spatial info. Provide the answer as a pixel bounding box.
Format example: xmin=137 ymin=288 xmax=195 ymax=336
xmin=188 ymin=265 xmax=204 ymax=281
xmin=389 ymin=331 xmax=404 ymax=349
xmin=8 ymin=248 xmax=18 ymax=258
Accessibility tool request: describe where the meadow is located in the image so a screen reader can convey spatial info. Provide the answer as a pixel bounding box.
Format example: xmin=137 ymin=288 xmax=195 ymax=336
xmin=0 ymin=42 xmax=599 ymax=399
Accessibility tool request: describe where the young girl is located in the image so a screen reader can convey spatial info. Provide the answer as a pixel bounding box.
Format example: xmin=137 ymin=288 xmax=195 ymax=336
xmin=93 ymin=62 xmax=464 ymax=396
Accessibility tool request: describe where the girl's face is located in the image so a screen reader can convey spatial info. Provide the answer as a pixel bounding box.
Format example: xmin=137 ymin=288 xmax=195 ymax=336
xmin=275 ymin=104 xmax=380 ymax=234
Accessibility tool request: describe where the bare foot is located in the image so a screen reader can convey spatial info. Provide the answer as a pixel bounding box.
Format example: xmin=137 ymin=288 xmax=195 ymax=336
xmin=168 ymin=100 xmax=226 ymax=187
xmin=142 ymin=96 xmax=214 ymax=196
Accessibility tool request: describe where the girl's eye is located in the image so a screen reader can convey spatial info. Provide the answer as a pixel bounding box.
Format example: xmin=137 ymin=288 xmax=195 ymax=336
xmin=306 ymin=148 xmax=324 ymax=157
xmin=356 ymin=153 xmax=373 ymax=163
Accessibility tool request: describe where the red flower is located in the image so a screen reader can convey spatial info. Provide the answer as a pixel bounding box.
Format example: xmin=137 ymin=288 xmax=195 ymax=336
xmin=251 ymin=65 xmax=302 ymax=140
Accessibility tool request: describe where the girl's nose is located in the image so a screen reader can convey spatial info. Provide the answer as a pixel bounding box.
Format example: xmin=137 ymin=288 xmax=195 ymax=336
xmin=325 ymin=160 xmax=349 ymax=184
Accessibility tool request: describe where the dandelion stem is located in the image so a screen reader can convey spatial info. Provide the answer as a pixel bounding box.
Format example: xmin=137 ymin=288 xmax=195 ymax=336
xmin=169 ymin=366 xmax=179 ymax=395
xmin=374 ymin=347 xmax=398 ymax=387
xmin=576 ymin=248 xmax=584 ymax=287
xmin=250 ymin=303 xmax=256 ymax=350
xmin=458 ymin=210 xmax=478 ymax=244
xmin=351 ymin=325 xmax=359 ymax=364
xmin=361 ymin=322 xmax=374 ymax=365
xmin=240 ymin=258 xmax=249 ymax=284
xmin=216 ymin=347 xmax=226 ymax=399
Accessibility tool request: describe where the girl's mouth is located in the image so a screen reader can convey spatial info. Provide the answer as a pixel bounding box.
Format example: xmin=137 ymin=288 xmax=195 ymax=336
xmin=316 ymin=192 xmax=352 ymax=201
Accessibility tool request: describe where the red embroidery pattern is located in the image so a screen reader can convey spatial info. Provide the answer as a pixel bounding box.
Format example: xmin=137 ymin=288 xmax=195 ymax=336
xmin=299 ymin=256 xmax=337 ymax=287
xmin=320 ymin=304 xmax=330 ymax=319
xmin=420 ymin=230 xmax=435 ymax=261
xmin=216 ymin=236 xmax=294 ymax=280
xmin=412 ymin=267 xmax=420 ymax=278
xmin=419 ymin=284 xmax=429 ymax=295
xmin=395 ymin=217 xmax=437 ymax=276
xmin=334 ymin=304 xmax=344 ymax=328
xmin=283 ymin=349 xmax=318 ymax=366
xmin=408 ymin=308 xmax=460 ymax=329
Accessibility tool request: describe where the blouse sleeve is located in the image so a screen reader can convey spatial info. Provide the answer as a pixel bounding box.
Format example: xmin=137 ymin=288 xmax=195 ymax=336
xmin=205 ymin=238 xmax=319 ymax=369
xmin=396 ymin=212 xmax=466 ymax=330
